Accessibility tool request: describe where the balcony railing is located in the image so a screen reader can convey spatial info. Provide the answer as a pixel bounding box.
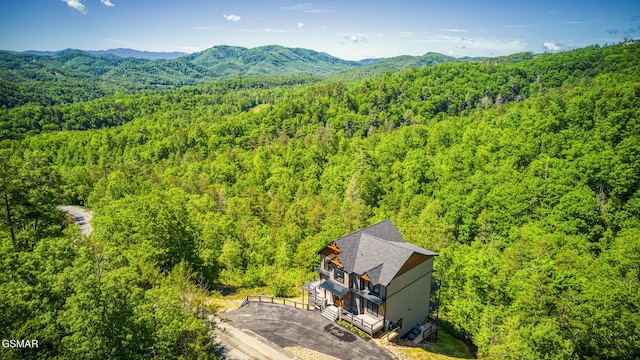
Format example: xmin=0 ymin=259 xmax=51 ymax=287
xmin=350 ymin=286 xmax=385 ymax=305
xmin=317 ymin=266 xmax=330 ymax=277
xmin=338 ymin=307 xmax=385 ymax=336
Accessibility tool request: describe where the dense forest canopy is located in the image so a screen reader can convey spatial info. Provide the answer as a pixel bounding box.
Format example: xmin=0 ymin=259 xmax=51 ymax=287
xmin=0 ymin=46 xmax=359 ymax=109
xmin=1 ymin=42 xmax=639 ymax=359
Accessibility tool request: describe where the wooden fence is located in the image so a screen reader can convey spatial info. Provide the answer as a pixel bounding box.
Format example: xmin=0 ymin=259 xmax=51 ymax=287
xmin=239 ymin=295 xmax=314 ymax=311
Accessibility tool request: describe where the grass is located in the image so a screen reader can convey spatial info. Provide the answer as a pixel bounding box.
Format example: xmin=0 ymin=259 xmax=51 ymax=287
xmin=337 ymin=319 xmax=371 ymax=339
xmin=251 ymin=104 xmax=270 ymax=113
xmin=396 ymin=329 xmax=475 ymax=360
xmin=208 ymin=284 xmax=308 ymax=313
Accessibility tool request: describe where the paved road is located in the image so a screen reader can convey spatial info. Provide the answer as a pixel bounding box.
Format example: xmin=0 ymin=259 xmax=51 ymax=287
xmin=223 ymin=302 xmax=397 ymax=360
xmin=58 ymin=205 xmax=94 ymax=235
xmin=213 ymin=316 xmax=298 ymax=360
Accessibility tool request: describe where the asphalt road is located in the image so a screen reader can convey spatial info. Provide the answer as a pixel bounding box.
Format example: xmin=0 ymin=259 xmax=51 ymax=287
xmin=58 ymin=205 xmax=94 ymax=235
xmin=223 ymin=302 xmax=397 ymax=360
xmin=213 ymin=316 xmax=298 ymax=360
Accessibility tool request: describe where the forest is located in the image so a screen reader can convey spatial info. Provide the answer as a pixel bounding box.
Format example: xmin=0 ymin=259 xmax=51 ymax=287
xmin=1 ymin=42 xmax=639 ymax=359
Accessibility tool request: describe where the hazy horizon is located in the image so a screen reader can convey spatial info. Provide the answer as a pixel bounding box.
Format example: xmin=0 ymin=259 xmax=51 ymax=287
xmin=1 ymin=1 xmax=639 ymax=61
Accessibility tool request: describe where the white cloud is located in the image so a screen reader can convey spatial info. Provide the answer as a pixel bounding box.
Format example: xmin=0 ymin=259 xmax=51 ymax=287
xmin=283 ymin=4 xmax=331 ymax=13
xmin=62 ymin=0 xmax=87 ymax=14
xmin=108 ymin=38 xmax=134 ymax=45
xmin=297 ymin=22 xmax=305 ymax=29
xmin=304 ymin=9 xmax=331 ymax=13
xmin=223 ymin=14 xmax=241 ymax=22
xmin=399 ymin=31 xmax=416 ymax=38
xmin=565 ymin=20 xmax=599 ymax=25
xmin=442 ymin=28 xmax=468 ymax=33
xmin=282 ymin=4 xmax=311 ymax=11
xmin=543 ymin=42 xmax=560 ymax=51
xmin=344 ymin=34 xmax=367 ymax=44
xmin=413 ymin=34 xmax=527 ymax=56
xmin=62 ymin=0 xmax=114 ymax=13
xmin=504 ymin=24 xmax=536 ymax=28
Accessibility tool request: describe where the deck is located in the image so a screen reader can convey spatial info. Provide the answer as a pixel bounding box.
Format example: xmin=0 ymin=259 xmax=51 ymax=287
xmin=305 ymin=280 xmax=385 ymax=336
xmin=339 ymin=307 xmax=385 ymax=335
xmin=304 ymin=279 xmax=326 ymax=308
xmin=321 ymin=305 xmax=384 ymax=336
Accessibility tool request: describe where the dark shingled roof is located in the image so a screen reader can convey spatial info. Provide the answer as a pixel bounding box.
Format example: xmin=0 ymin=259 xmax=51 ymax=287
xmin=327 ymin=219 xmax=438 ymax=286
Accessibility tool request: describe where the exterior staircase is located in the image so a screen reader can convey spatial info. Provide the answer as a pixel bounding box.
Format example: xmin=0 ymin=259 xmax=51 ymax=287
xmin=321 ymin=305 xmax=339 ymax=321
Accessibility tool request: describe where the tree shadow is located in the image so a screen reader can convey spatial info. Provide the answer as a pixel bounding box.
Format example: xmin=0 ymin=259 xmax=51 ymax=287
xmin=324 ymin=324 xmax=357 ymax=343
xmin=215 ymin=284 xmax=238 ymax=296
xmin=420 ymin=329 xmax=476 ymax=359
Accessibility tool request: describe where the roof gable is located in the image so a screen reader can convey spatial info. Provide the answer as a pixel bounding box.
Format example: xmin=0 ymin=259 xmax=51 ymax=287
xmin=318 ymin=219 xmax=438 ymax=286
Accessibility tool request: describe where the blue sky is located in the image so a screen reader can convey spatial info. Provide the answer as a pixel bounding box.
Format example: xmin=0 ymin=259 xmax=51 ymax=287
xmin=1 ymin=1 xmax=639 ymax=60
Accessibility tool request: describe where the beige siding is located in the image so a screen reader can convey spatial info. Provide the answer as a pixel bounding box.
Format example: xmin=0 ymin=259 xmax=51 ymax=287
xmin=385 ymin=257 xmax=434 ymax=336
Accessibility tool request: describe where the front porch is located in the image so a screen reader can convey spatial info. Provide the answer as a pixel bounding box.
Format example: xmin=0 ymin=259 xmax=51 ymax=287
xmin=305 ymin=279 xmax=386 ymax=336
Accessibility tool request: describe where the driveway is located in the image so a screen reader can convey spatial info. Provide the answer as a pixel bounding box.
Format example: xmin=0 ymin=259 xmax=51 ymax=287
xmin=222 ymin=302 xmax=397 ymax=360
xmin=58 ymin=205 xmax=93 ymax=235
xmin=213 ymin=315 xmax=298 ymax=360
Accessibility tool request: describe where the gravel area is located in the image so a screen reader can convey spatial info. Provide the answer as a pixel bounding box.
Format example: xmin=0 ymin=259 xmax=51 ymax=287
xmin=285 ymin=346 xmax=342 ymax=360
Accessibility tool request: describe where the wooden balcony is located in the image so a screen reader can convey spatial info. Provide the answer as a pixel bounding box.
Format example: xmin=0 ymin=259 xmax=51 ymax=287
xmin=338 ymin=307 xmax=385 ymax=336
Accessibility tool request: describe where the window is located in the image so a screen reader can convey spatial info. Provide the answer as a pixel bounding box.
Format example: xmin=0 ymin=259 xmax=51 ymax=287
xmin=360 ymin=278 xmax=368 ymax=290
xmin=370 ymin=284 xmax=380 ymax=295
xmin=334 ymin=268 xmax=344 ymax=283
xmin=366 ymin=300 xmax=379 ymax=316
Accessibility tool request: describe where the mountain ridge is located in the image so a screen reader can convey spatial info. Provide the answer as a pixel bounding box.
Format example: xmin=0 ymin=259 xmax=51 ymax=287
xmin=15 ymin=48 xmax=188 ymax=60
xmin=0 ymin=44 xmax=479 ymax=108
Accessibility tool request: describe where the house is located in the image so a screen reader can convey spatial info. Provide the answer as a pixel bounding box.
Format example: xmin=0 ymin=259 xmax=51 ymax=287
xmin=305 ymin=219 xmax=438 ymax=338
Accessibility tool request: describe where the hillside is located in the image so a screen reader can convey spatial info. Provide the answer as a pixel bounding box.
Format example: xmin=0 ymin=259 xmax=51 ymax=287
xmin=183 ymin=45 xmax=359 ymax=75
xmin=0 ymin=45 xmax=359 ymax=108
xmin=1 ymin=42 xmax=639 ymax=359
xmin=0 ymin=45 xmax=468 ymax=109
xmin=16 ymin=48 xmax=188 ymax=59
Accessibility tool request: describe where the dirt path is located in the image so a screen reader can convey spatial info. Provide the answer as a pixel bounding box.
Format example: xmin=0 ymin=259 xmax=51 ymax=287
xmin=58 ymin=205 xmax=94 ymax=235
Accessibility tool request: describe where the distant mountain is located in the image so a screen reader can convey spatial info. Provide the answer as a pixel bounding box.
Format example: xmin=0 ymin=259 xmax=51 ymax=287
xmin=3 ymin=45 xmax=360 ymax=83
xmin=331 ymin=52 xmax=458 ymax=81
xmin=20 ymin=48 xmax=187 ymax=60
xmin=1 ymin=45 xmax=484 ymax=108
xmin=183 ymin=45 xmax=359 ymax=75
xmin=357 ymin=58 xmax=383 ymax=66
xmin=87 ymin=48 xmax=187 ymax=59
xmin=0 ymin=45 xmax=362 ymax=107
